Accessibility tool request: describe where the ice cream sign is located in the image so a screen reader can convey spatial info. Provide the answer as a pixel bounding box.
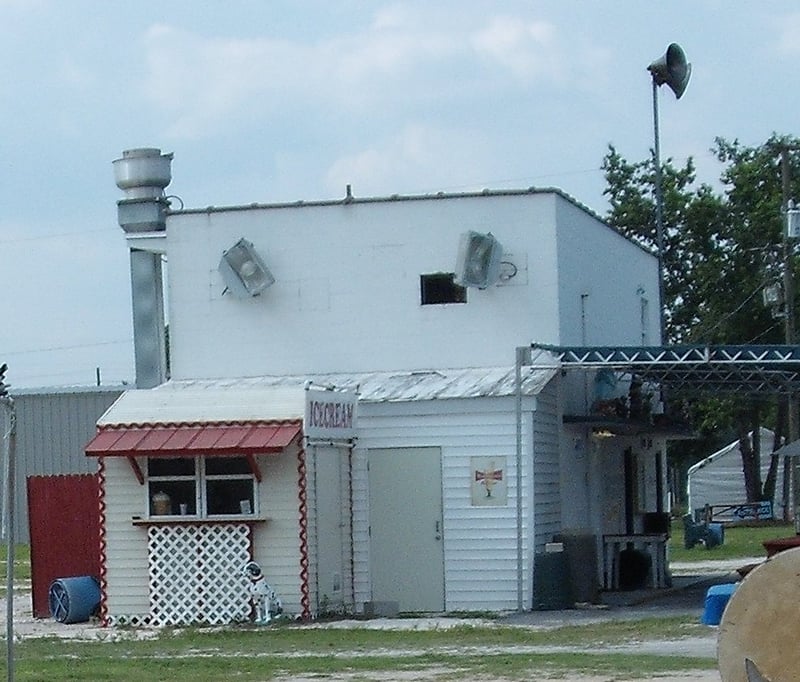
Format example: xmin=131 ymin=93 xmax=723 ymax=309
xmin=304 ymin=385 xmax=358 ymax=442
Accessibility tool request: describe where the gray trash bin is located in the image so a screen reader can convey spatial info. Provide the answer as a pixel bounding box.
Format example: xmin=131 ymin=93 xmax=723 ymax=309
xmin=533 ymin=552 xmax=571 ymax=610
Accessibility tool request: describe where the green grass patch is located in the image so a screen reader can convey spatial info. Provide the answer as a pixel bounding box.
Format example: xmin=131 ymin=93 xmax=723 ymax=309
xmin=0 ymin=650 xmax=718 ymax=682
xmin=0 ymin=544 xmax=31 ymax=582
xmin=669 ymin=519 xmax=793 ymax=562
xmin=6 ymin=616 xmax=702 ymax=658
xmin=0 ymin=625 xmax=717 ymax=681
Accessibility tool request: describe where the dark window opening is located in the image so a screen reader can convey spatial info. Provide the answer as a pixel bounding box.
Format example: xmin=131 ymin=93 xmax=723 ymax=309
xmin=148 ymin=457 xmax=195 ymax=477
xmin=206 ymin=479 xmax=255 ymax=516
xmin=206 ymin=456 xmax=250 ymax=475
xmin=420 ymin=273 xmax=467 ymax=305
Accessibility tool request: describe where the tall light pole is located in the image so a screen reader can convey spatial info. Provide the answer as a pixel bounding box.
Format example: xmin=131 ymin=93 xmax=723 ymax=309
xmin=647 ymin=43 xmax=691 ymax=344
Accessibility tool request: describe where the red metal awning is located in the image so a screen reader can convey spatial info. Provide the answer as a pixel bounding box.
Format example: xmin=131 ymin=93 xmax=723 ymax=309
xmin=85 ymin=420 xmax=302 ymax=458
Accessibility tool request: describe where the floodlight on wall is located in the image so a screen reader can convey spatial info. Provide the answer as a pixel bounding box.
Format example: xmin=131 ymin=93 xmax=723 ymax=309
xmin=219 ymin=238 xmax=275 ymax=298
xmin=454 ymin=231 xmax=504 ymax=289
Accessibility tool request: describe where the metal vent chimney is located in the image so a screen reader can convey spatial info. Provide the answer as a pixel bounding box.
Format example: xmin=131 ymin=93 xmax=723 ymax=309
xmin=113 ymin=148 xmax=172 ymax=388
xmin=113 ymin=148 xmax=173 ymax=232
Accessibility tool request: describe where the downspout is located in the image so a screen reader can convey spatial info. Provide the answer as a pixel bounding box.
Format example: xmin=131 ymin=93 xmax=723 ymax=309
xmin=515 ymin=346 xmax=530 ymax=612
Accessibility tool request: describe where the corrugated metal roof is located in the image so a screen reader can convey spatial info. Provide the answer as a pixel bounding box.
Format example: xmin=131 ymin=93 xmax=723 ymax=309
xmin=97 ymin=385 xmax=305 ymax=426
xmin=86 ymin=421 xmax=301 ymax=457
xmin=96 ymin=366 xmax=556 ymax=426
xmin=168 ymin=366 xmax=556 ymax=402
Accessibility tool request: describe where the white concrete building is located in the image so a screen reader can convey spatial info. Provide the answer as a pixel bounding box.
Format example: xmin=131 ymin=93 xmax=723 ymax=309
xmin=85 ymin=148 xmax=670 ymax=624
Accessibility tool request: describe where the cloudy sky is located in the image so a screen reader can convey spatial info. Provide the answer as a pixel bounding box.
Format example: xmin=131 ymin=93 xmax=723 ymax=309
xmin=2 ymin=1 xmax=799 ymax=388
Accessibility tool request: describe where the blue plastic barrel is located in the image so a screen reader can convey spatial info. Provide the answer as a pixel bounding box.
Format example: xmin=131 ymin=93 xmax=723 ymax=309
xmin=48 ymin=576 xmax=101 ymax=624
xmin=701 ymin=582 xmax=737 ymax=625
xmin=706 ymin=523 xmax=725 ymax=548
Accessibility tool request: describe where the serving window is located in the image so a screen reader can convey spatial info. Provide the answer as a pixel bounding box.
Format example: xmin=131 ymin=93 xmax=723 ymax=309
xmin=147 ymin=456 xmax=257 ymax=518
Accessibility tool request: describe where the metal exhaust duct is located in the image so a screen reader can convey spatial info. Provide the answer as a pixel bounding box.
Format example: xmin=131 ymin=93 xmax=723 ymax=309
xmin=113 ymin=148 xmax=172 ymax=388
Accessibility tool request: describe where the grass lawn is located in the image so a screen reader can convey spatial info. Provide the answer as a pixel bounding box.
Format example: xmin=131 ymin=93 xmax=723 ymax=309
xmin=669 ymin=518 xmax=795 ymax=562
xmin=0 ymin=618 xmax=716 ymax=681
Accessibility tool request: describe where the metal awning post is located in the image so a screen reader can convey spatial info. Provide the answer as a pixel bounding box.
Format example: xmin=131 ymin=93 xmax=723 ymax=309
xmin=515 ymin=346 xmax=531 ymax=612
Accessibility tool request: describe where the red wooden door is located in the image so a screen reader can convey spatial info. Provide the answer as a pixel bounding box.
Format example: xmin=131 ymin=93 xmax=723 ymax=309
xmin=27 ymin=474 xmax=101 ymax=618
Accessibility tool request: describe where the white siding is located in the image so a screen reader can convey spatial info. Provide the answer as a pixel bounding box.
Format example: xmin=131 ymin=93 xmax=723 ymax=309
xmin=102 ymin=456 xmax=150 ymax=622
xmin=532 ymin=379 xmax=561 ymax=549
xmin=250 ymin=446 xmax=306 ymax=615
xmin=353 ymin=395 xmax=548 ymax=613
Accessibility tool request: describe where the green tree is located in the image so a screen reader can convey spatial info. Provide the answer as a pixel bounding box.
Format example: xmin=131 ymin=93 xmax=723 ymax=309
xmin=602 ymin=135 xmax=800 ymax=513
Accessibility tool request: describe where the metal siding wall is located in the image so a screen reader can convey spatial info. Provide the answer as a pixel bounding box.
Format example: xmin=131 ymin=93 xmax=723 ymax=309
xmin=354 ymin=397 xmax=528 ymax=613
xmin=14 ymin=389 xmax=122 ymax=543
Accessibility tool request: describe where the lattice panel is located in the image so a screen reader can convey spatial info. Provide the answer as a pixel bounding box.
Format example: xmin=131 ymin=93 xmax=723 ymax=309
xmin=148 ymin=524 xmax=251 ymax=626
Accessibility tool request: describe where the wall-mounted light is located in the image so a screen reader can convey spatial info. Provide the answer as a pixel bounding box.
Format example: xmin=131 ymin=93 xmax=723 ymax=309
xmin=454 ymin=231 xmax=504 ymax=289
xmin=219 ymin=238 xmax=275 ymax=298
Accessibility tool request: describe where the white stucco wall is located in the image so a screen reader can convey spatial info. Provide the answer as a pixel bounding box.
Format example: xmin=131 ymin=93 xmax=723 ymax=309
xmin=554 ymin=198 xmax=660 ymax=347
xmin=162 ymin=191 xmax=654 ymax=382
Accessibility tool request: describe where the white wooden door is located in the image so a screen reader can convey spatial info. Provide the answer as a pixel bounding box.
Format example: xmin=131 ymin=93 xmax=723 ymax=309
xmin=368 ymin=447 xmax=445 ymax=612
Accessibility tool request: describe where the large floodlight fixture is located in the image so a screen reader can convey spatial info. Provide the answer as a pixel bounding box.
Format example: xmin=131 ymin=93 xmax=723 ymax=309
xmin=219 ymin=238 xmax=275 ymax=298
xmin=454 ymin=231 xmax=504 ymax=289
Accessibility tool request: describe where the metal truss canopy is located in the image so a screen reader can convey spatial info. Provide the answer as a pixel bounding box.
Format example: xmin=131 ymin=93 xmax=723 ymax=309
xmin=528 ymin=344 xmax=800 ymax=396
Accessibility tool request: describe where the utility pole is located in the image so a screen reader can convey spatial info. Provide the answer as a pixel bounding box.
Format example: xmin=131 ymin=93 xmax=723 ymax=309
xmin=779 ymin=146 xmax=800 ymax=533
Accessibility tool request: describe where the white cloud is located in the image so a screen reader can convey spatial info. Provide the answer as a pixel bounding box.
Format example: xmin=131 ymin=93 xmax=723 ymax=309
xmin=142 ymin=24 xmax=306 ymax=139
xmin=324 ymin=123 xmax=493 ymax=196
xmin=471 ymin=15 xmax=561 ymax=82
xmin=139 ymin=9 xmax=610 ymax=141
xmin=774 ymin=11 xmax=800 ymax=55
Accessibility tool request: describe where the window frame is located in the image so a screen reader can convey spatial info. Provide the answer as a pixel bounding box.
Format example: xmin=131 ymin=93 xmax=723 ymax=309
xmin=146 ymin=455 xmax=258 ymax=519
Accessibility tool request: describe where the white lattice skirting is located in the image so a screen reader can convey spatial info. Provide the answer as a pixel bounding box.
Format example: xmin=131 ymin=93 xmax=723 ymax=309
xmin=148 ymin=524 xmax=252 ymax=626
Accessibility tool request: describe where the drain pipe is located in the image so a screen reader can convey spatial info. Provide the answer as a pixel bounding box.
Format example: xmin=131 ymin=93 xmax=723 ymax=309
xmin=112 ymin=148 xmax=172 ymax=389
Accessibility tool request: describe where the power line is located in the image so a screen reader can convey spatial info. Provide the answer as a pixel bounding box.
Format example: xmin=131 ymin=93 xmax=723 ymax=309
xmin=0 ymin=228 xmax=110 ymax=245
xmin=2 ymin=338 xmax=132 ymax=358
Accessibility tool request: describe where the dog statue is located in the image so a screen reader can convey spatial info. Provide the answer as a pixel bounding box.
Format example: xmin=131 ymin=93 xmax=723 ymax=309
xmin=244 ymin=561 xmax=282 ymax=624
